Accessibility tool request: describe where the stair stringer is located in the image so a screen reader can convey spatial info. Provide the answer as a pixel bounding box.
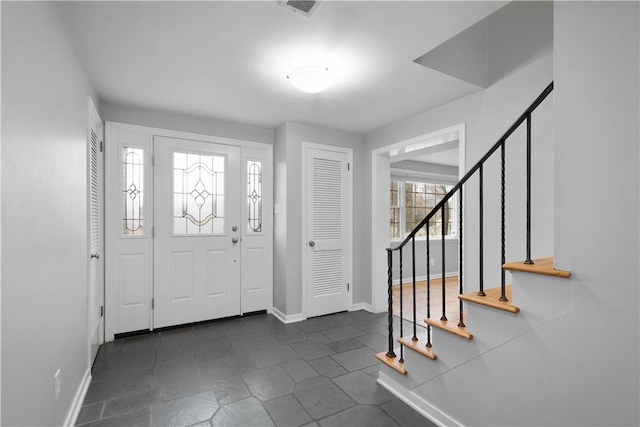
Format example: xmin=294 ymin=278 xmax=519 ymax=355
xmin=377 ymin=271 xmax=573 ymax=426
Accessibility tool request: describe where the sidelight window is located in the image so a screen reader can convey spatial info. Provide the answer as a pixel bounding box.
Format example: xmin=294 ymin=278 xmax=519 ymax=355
xmin=122 ymin=147 xmax=144 ymax=236
xmin=247 ymin=160 xmax=263 ymax=233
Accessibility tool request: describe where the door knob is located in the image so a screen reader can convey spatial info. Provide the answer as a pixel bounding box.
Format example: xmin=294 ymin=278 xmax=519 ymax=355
xmin=91 ymin=252 xmax=100 ymax=259
xmin=232 ymin=226 xmax=238 ymax=232
xmin=232 ymin=237 xmax=239 ymax=244
xmin=308 ymin=241 xmax=315 ymax=247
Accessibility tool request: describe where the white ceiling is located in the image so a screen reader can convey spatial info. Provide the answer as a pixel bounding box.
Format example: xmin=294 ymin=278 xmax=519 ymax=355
xmin=60 ymin=1 xmax=507 ymax=134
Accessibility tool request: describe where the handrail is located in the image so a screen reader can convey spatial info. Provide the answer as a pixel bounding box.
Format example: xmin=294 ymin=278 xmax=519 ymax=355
xmin=382 ymin=81 xmax=554 ymax=363
xmin=387 ymin=81 xmax=554 ymax=253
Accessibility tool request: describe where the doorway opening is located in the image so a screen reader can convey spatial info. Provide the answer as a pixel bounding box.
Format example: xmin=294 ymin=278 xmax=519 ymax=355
xmin=370 ymin=123 xmax=465 ymax=314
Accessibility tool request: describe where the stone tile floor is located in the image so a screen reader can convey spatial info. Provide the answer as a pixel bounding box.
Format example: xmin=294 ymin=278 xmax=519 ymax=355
xmin=77 ymin=310 xmax=436 ymax=427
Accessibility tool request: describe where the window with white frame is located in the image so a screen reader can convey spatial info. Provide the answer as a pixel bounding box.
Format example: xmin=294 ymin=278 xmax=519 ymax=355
xmin=390 ymin=178 xmax=455 ymax=240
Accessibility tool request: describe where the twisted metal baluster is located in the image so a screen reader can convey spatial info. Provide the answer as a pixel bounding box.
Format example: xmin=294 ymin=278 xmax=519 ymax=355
xmin=399 ymin=247 xmax=404 ymax=362
xmin=458 ymin=187 xmax=465 ymax=328
xmin=426 ymin=231 xmax=432 ymax=348
xmin=386 ymin=249 xmax=396 ymax=358
xmin=500 ymin=141 xmax=508 ymax=302
xmin=525 ymin=113 xmax=534 ymax=265
xmin=478 ymin=164 xmax=486 ymax=297
xmin=440 ymin=205 xmax=447 ymax=322
xmin=412 ymin=236 xmax=418 ymax=341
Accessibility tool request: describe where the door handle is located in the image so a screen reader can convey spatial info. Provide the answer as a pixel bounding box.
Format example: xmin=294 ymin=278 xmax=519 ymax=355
xmin=91 ymin=252 xmax=100 ymax=260
xmin=232 ymin=237 xmax=239 ymax=244
xmin=308 ymin=241 xmax=315 ymax=247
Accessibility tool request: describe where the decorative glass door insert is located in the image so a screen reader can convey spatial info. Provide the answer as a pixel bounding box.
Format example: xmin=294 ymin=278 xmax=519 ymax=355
xmin=247 ymin=160 xmax=262 ymax=233
xmin=122 ymin=147 xmax=144 ymax=236
xmin=173 ymin=151 xmax=225 ymax=235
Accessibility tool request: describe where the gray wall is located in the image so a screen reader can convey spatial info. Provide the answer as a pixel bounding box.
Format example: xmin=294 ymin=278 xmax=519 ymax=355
xmin=1 ymin=2 xmax=99 ymax=425
xmin=100 ymin=102 xmax=274 ymax=145
xmin=550 ymin=2 xmax=639 ymax=423
xmin=273 ymin=124 xmax=288 ymax=313
xmin=273 ymin=122 xmax=365 ymax=316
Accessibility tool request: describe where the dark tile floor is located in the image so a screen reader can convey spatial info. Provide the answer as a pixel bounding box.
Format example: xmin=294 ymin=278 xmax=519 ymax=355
xmin=76 ymin=310 xmax=435 ymax=427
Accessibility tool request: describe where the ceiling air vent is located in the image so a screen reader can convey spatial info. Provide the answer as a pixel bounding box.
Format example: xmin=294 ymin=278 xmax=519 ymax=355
xmin=279 ymin=0 xmax=322 ymax=17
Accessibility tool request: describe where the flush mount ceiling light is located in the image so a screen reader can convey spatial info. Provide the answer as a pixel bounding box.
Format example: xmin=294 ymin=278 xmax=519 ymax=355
xmin=287 ymin=65 xmax=334 ymax=93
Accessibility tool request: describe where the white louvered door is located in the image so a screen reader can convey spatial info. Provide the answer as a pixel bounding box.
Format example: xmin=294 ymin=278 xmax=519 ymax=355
xmin=304 ymin=145 xmax=352 ymax=318
xmin=88 ymin=100 xmax=104 ymax=363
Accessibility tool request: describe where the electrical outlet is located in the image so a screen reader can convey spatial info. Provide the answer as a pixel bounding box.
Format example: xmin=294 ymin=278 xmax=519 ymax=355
xmin=54 ymin=369 xmax=61 ymax=402
xmin=431 ymin=258 xmax=435 ymax=267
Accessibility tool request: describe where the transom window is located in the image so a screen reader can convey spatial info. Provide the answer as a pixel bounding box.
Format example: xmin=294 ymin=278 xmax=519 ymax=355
xmin=390 ymin=179 xmax=455 ymax=239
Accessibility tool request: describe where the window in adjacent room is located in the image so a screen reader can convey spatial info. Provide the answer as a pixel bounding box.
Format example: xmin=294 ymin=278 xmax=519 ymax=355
xmin=390 ymin=179 xmax=455 ymax=240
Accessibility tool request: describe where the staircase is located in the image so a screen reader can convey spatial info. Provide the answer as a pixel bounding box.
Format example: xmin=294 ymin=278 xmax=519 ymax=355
xmin=375 ymin=83 xmax=573 ymax=424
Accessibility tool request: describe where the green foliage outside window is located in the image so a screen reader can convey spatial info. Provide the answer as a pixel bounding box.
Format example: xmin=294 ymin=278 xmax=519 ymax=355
xmin=390 ymin=180 xmax=454 ymax=239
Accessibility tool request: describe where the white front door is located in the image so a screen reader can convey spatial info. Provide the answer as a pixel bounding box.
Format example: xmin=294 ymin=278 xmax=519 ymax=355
xmin=304 ymin=144 xmax=352 ymax=318
xmin=153 ymin=136 xmax=242 ymax=328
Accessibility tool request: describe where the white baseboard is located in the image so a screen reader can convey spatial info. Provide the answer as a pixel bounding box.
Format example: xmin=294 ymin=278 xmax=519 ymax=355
xmin=271 ymin=307 xmax=305 ymax=324
xmin=392 ymin=271 xmax=457 ymax=286
xmin=377 ymin=371 xmax=463 ymax=427
xmin=350 ymin=302 xmax=373 ymax=312
xmin=64 ymin=368 xmax=92 ymax=427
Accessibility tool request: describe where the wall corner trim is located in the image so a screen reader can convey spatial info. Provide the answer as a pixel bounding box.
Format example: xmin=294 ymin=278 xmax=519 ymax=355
xmin=272 ymin=307 xmax=305 ymax=324
xmin=350 ymin=302 xmax=374 ymax=312
xmin=64 ymin=368 xmax=92 ymax=427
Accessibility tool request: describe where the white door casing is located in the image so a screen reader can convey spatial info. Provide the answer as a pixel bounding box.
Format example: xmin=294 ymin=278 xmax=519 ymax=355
xmin=303 ymin=143 xmax=352 ymax=318
xmin=88 ymin=98 xmax=104 ymax=363
xmin=105 ymin=123 xmax=273 ymax=339
xmin=153 ymin=136 xmax=241 ymax=328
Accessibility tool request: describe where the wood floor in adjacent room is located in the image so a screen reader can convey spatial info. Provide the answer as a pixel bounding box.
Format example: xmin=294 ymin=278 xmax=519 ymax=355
xmin=392 ymin=276 xmax=462 ymax=327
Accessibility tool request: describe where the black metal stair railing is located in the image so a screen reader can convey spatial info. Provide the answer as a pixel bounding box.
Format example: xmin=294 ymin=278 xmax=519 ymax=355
xmin=384 ymin=82 xmax=554 ymax=360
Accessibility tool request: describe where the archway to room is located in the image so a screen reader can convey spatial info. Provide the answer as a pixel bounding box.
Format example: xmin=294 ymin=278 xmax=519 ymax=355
xmin=370 ymin=124 xmax=465 ymax=325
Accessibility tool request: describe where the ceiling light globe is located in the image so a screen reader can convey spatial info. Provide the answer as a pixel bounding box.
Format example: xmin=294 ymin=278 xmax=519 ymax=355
xmin=287 ymin=66 xmax=334 ymax=94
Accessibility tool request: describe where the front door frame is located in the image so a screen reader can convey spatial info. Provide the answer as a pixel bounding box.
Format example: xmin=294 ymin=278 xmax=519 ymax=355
xmin=104 ymin=122 xmax=273 ymax=342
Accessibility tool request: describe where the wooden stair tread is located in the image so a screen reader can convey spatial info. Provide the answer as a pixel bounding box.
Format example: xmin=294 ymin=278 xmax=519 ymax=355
xmin=375 ymin=350 xmax=407 ymax=375
xmin=398 ymin=336 xmax=437 ymax=360
xmin=459 ymin=285 xmax=520 ymax=314
xmin=503 ymin=257 xmax=571 ymax=278
xmin=424 ymin=317 xmax=473 ymax=340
